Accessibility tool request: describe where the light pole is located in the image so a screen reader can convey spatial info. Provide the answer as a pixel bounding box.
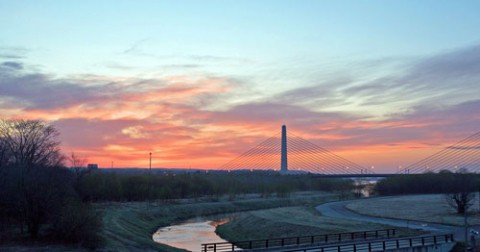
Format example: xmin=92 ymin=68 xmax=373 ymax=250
xmin=149 ymin=152 xmax=152 ymax=173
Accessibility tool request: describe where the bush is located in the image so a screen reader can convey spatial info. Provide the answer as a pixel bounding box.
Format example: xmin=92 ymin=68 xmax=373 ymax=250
xmin=51 ymin=199 xmax=103 ymax=249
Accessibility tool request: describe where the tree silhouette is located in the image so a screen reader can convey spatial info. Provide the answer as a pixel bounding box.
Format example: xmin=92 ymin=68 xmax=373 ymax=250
xmin=445 ymin=170 xmax=476 ymax=214
xmin=0 ymin=119 xmax=102 ymax=247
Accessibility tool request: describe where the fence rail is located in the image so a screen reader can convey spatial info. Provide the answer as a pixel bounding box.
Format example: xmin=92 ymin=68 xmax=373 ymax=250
xmin=283 ymin=233 xmax=454 ymax=252
xmin=202 ymin=229 xmax=396 ymax=252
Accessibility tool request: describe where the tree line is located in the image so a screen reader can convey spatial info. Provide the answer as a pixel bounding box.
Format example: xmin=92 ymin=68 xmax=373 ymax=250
xmin=0 ymin=120 xmax=102 ymax=248
xmin=0 ymin=119 xmax=356 ymax=249
xmin=77 ymin=170 xmax=354 ymax=202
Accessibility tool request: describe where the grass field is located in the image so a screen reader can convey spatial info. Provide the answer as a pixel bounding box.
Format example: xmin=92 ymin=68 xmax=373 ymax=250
xmin=0 ymin=192 xmax=338 ymax=252
xmin=346 ymin=194 xmax=480 ymax=226
xmin=216 ymin=205 xmax=421 ymax=242
xmin=12 ymin=193 xmax=459 ymax=251
xmin=99 ymin=191 xmax=341 ymax=251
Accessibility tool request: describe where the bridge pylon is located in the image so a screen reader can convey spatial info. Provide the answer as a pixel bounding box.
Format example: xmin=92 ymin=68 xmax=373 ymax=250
xmin=280 ymin=125 xmax=288 ymax=173
xmin=219 ymin=125 xmax=371 ymax=175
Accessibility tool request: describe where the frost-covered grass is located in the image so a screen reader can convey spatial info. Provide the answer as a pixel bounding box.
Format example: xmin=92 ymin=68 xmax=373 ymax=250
xmin=99 ymin=192 xmax=338 ymax=251
xmin=217 ymin=206 xmax=420 ymax=242
xmin=346 ymin=194 xmax=480 ymax=226
xmin=0 ymin=192 xmax=337 ymax=252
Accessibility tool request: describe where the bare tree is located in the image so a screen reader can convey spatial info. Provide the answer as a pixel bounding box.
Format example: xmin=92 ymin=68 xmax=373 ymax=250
xmin=0 ymin=119 xmax=103 ymax=247
xmin=69 ymin=152 xmax=88 ymax=181
xmin=445 ymin=170 xmax=475 ymax=214
xmin=68 ymin=152 xmax=91 ymax=201
xmin=0 ymin=134 xmax=10 ymax=187
xmin=0 ymin=136 xmax=9 ymax=167
xmin=446 ymin=191 xmax=475 ymax=214
xmin=0 ymin=133 xmax=11 ymax=230
xmin=0 ymin=119 xmax=67 ymax=237
xmin=0 ymin=119 xmax=63 ymax=167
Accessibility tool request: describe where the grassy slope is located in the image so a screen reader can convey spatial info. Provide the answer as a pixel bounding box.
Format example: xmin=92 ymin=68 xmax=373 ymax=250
xmin=345 ymin=194 xmax=480 ymax=226
xmin=99 ymin=192 xmax=339 ymax=251
xmin=216 ymin=206 xmax=421 ymax=242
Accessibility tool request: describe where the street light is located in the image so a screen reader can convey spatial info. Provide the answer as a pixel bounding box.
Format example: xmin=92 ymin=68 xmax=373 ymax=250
xmin=149 ymin=152 xmax=152 ymax=172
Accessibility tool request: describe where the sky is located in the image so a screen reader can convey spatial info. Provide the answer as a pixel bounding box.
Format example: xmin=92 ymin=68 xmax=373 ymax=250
xmin=1 ymin=1 xmax=480 ymax=172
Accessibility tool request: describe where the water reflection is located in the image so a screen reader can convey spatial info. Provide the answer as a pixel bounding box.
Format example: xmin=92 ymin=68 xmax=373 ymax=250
xmin=353 ymin=178 xmax=379 ymax=197
xmin=153 ymin=216 xmax=232 ymax=252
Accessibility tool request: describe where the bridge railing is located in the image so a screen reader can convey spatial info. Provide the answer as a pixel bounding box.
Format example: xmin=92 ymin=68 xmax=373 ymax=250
xmin=282 ymin=233 xmax=454 ymax=252
xmin=201 ymin=229 xmax=396 ymax=252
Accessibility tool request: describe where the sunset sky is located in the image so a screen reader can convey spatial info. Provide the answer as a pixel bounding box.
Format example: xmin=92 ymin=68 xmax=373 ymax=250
xmin=1 ymin=1 xmax=480 ymax=172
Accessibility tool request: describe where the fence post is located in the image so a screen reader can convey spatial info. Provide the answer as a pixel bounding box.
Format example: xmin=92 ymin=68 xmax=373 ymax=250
xmin=214 ymin=244 xmax=216 ymax=252
xmin=382 ymin=241 xmax=386 ymax=250
xmin=249 ymin=241 xmax=252 ymax=249
xmin=375 ymin=230 xmax=378 ymax=238
xmin=368 ymin=242 xmax=371 ymax=252
xmin=311 ymin=235 xmax=314 ymax=244
xmin=231 ymin=243 xmax=234 ymax=251
xmin=297 ymin=237 xmax=300 ymax=245
xmin=353 ymin=244 xmax=356 ymax=252
xmin=434 ymin=236 xmax=437 ymax=244
xmin=409 ymin=238 xmax=412 ymax=247
xmin=266 ymin=240 xmax=269 ymax=248
xmin=396 ymin=239 xmax=399 ymax=248
xmin=421 ymin=237 xmax=425 ymax=246
xmin=364 ymin=231 xmax=366 ymax=239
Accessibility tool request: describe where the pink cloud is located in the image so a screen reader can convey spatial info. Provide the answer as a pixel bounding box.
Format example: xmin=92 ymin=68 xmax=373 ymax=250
xmin=2 ymin=47 xmax=480 ymax=172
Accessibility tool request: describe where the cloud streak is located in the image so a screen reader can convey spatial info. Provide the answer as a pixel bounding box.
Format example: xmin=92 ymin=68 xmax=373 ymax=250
xmin=342 ymin=44 xmax=480 ymax=109
xmin=1 ymin=43 xmax=480 ymax=171
xmin=0 ymin=47 xmax=28 ymax=59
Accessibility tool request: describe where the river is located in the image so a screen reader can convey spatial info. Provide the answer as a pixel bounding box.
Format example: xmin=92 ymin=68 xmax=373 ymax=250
xmin=152 ymin=186 xmax=375 ymax=251
xmin=152 ymin=215 xmax=234 ymax=252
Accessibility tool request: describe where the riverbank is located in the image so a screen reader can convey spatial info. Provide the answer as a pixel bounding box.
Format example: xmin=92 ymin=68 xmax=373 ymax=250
xmin=99 ymin=191 xmax=339 ymax=251
xmin=217 ymin=205 xmax=421 ymax=242
xmin=0 ymin=192 xmax=338 ymax=251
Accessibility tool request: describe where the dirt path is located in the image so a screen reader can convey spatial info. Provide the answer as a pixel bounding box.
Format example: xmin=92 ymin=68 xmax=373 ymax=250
xmin=316 ymin=199 xmax=477 ymax=241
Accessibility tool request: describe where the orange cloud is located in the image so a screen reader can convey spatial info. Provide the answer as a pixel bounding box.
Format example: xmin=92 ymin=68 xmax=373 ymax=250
xmin=2 ymin=67 xmax=480 ymax=173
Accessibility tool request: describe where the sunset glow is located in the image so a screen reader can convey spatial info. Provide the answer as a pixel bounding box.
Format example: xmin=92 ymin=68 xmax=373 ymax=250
xmin=1 ymin=1 xmax=480 ymax=172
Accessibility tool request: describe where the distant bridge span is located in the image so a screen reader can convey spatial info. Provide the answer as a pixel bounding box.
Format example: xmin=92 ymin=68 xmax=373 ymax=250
xmin=313 ymin=173 xmax=403 ymax=178
xmin=220 ymin=125 xmax=480 ymax=175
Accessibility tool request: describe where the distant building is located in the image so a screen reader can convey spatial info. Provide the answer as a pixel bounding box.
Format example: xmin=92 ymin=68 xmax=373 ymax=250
xmin=87 ymin=164 xmax=98 ymax=170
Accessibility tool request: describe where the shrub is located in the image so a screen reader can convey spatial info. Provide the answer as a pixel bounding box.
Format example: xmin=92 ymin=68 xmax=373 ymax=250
xmin=51 ymin=199 xmax=103 ymax=249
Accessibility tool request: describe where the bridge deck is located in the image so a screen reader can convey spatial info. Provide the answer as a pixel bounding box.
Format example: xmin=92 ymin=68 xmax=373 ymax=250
xmin=312 ymin=173 xmax=402 ymax=178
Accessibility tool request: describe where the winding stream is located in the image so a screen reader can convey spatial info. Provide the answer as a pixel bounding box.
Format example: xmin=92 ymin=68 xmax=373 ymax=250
xmin=152 ymin=216 xmax=233 ymax=252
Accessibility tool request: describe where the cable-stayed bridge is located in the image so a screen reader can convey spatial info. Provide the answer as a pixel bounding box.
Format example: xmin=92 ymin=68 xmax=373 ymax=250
xmin=220 ymin=125 xmax=480 ymax=176
xmin=399 ymin=131 xmax=480 ymax=174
